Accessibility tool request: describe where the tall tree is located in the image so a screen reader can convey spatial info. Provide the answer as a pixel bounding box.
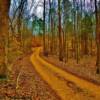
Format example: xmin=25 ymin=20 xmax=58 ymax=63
xmin=58 ymin=0 xmax=64 ymax=61
xmin=43 ymin=0 xmax=47 ymax=55
xmin=0 ymin=0 xmax=10 ymax=78
xmin=95 ymin=0 xmax=100 ymax=73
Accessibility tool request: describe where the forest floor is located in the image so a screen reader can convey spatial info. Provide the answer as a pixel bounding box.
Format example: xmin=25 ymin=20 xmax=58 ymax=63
xmin=41 ymin=53 xmax=100 ymax=85
xmin=0 ymin=47 xmax=100 ymax=100
xmin=0 ymin=54 xmax=59 ymax=100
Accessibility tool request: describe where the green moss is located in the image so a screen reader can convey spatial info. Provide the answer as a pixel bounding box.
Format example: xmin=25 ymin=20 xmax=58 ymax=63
xmin=0 ymin=75 xmax=7 ymax=80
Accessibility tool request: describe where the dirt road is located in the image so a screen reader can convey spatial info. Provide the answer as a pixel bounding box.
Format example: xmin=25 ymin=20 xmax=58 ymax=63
xmin=30 ymin=47 xmax=100 ymax=100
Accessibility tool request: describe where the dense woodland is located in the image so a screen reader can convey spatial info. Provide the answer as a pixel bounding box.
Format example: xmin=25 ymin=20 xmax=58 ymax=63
xmin=42 ymin=0 xmax=100 ymax=74
xmin=0 ymin=0 xmax=100 ymax=79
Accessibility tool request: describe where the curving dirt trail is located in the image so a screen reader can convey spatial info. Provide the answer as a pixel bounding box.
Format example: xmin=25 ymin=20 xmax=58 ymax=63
xmin=31 ymin=47 xmax=100 ymax=100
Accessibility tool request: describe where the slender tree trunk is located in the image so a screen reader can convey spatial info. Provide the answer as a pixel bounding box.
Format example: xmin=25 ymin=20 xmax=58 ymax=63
xmin=50 ymin=15 xmax=54 ymax=54
xmin=90 ymin=0 xmax=93 ymax=56
xmin=58 ymin=0 xmax=63 ymax=61
xmin=95 ymin=0 xmax=100 ymax=74
xmin=43 ymin=0 xmax=47 ymax=56
xmin=84 ymin=34 xmax=89 ymax=55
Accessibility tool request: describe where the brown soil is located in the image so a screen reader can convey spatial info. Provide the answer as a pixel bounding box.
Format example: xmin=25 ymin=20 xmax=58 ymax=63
xmin=41 ymin=54 xmax=100 ymax=86
xmin=0 ymin=55 xmax=60 ymax=100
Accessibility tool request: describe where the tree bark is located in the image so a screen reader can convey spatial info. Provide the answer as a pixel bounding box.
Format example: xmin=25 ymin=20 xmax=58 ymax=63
xmin=43 ymin=0 xmax=46 ymax=55
xmin=95 ymin=0 xmax=100 ymax=74
xmin=58 ymin=0 xmax=63 ymax=61
xmin=0 ymin=0 xmax=10 ymax=78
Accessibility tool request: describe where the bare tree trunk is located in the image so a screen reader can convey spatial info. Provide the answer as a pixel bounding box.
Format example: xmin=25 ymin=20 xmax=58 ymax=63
xmin=58 ymin=0 xmax=63 ymax=61
xmin=0 ymin=0 xmax=10 ymax=78
xmin=43 ymin=0 xmax=46 ymax=54
xmin=95 ymin=0 xmax=100 ymax=74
